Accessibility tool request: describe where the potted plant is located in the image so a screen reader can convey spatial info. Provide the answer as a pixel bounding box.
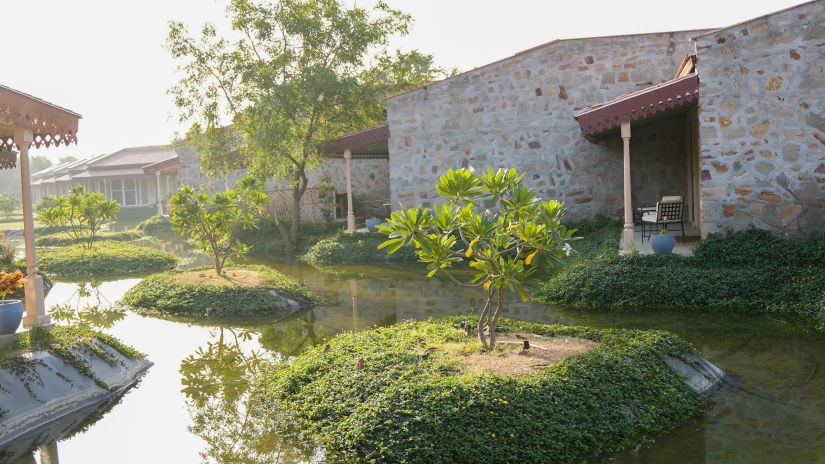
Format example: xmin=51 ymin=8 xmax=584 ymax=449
xmin=0 ymin=270 xmax=26 ymax=335
xmin=365 ymin=217 xmax=382 ymax=233
xmin=650 ymin=226 xmax=675 ymax=254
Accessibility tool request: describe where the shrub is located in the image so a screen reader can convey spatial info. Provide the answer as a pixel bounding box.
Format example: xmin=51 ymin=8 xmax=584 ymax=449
xmin=302 ymin=230 xmax=418 ymax=265
xmin=36 ymin=186 xmax=119 ymax=249
xmin=137 ymin=215 xmax=176 ymax=237
xmin=119 ymin=265 xmax=314 ymax=318
xmin=257 ymin=318 xmax=706 ymax=464
xmin=539 ymin=227 xmax=825 ymax=331
xmin=33 ymin=242 xmax=177 ymax=279
xmin=169 ymin=176 xmax=268 ymax=274
xmin=35 ymin=230 xmax=142 ymax=247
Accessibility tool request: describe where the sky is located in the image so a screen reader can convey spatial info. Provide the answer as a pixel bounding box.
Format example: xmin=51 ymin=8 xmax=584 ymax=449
xmin=3 ymin=0 xmax=806 ymax=162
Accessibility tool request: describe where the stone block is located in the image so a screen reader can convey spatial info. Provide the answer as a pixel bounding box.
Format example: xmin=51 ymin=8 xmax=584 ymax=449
xmin=752 ymin=120 xmax=770 ymax=138
xmin=758 ymin=190 xmax=782 ymax=203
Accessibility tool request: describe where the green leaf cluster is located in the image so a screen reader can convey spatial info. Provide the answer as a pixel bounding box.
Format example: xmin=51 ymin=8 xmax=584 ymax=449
xmin=256 ymin=318 xmax=705 ymax=463
xmin=169 ymin=176 xmax=268 ymax=274
xmin=0 ymin=195 xmax=20 ymax=217
xmin=379 ymin=167 xmax=577 ymax=349
xmin=36 ymin=186 xmax=119 ymax=249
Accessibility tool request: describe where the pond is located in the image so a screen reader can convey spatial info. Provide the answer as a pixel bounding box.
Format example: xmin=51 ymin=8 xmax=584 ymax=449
xmin=9 ymin=257 xmax=825 ymax=463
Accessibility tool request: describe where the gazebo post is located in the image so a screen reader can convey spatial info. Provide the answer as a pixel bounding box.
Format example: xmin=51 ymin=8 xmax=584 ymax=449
xmin=155 ymin=171 xmax=163 ymax=215
xmin=14 ymin=127 xmax=50 ymax=327
xmin=344 ymin=148 xmax=355 ymax=233
xmin=620 ymin=120 xmax=634 ymax=256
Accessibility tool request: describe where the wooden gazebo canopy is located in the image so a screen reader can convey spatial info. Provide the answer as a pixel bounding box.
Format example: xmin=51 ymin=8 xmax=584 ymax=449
xmin=0 ymin=84 xmax=81 ymax=328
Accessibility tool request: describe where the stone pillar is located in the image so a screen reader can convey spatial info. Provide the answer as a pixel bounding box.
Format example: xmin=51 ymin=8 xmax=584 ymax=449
xmin=350 ymin=279 xmax=359 ymax=331
xmin=620 ymin=121 xmax=634 ymax=256
xmin=39 ymin=442 xmax=60 ymax=464
xmin=14 ymin=128 xmax=49 ymax=327
xmin=344 ymin=148 xmax=355 ymax=232
xmin=155 ymin=171 xmax=163 ymax=215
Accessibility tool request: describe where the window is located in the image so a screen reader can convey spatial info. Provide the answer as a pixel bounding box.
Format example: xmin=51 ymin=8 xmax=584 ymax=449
xmin=124 ymin=179 xmax=137 ymax=206
xmin=110 ymin=180 xmax=124 ymax=205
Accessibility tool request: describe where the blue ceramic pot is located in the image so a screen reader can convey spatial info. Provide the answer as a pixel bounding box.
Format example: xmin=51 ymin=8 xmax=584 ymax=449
xmin=0 ymin=300 xmax=24 ymax=335
xmin=365 ymin=219 xmax=382 ymax=233
xmin=650 ymin=234 xmax=676 ymax=254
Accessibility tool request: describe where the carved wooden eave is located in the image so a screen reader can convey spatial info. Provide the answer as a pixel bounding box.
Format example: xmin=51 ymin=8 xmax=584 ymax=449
xmin=0 ymin=85 xmax=82 ymax=167
xmin=573 ymin=74 xmax=699 ymax=138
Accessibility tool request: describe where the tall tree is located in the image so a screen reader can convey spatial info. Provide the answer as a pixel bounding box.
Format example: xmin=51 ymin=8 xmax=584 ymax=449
xmin=167 ymin=0 xmax=449 ymax=244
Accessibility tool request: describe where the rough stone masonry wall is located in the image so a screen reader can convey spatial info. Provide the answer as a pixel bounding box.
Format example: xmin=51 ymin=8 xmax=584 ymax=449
xmin=386 ymin=31 xmax=702 ymax=221
xmin=178 ymin=145 xmax=390 ymax=219
xmin=695 ymin=0 xmax=825 ymax=237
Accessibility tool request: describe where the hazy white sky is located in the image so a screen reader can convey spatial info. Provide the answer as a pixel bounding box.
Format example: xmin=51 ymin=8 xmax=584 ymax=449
xmin=3 ymin=0 xmax=804 ymax=161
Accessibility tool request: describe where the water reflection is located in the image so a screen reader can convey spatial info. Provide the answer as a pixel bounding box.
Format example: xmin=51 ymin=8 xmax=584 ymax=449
xmin=180 ymin=326 xmax=319 ymax=463
xmin=48 ymin=282 xmax=125 ymax=329
xmin=7 ymin=248 xmax=824 ymax=463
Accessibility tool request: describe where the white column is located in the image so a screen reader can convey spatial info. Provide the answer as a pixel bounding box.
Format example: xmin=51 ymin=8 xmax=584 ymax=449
xmin=620 ymin=121 xmax=634 ymax=256
xmin=14 ymin=128 xmax=49 ymax=327
xmin=344 ymin=148 xmax=355 ymax=233
xmin=155 ymin=171 xmax=163 ymax=215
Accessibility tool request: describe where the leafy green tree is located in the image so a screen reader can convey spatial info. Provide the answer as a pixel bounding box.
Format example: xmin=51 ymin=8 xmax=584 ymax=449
xmin=169 ymin=176 xmax=268 ymax=274
xmin=30 ymin=155 xmax=53 ymax=174
xmin=379 ymin=167 xmax=578 ymax=350
xmin=0 ymin=194 xmax=20 ymax=216
xmin=167 ymin=0 xmax=449 ymax=245
xmin=37 ymin=186 xmax=120 ymax=249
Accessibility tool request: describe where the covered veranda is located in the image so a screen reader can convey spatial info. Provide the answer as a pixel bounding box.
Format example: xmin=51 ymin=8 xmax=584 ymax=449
xmin=322 ymin=124 xmax=390 ymax=232
xmin=0 ymin=84 xmax=81 ymax=328
xmin=574 ymin=62 xmax=702 ymax=255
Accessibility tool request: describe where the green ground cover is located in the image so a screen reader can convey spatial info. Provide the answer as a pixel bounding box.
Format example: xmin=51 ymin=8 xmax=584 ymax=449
xmin=0 ymin=326 xmax=143 ymax=390
xmin=119 ymin=264 xmax=314 ymax=318
xmin=301 ymin=230 xmax=418 ymax=265
xmin=35 ymin=230 xmax=143 ymax=247
xmin=539 ymin=222 xmax=825 ymax=331
xmin=32 ymin=242 xmax=177 ymax=279
xmin=257 ymin=317 xmax=705 ymax=463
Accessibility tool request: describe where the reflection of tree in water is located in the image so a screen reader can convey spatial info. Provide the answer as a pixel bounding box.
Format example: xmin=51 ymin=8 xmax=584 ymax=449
xmin=48 ymin=282 xmax=126 ymax=329
xmin=258 ymin=310 xmax=333 ymax=358
xmin=180 ymin=326 xmax=319 ymax=463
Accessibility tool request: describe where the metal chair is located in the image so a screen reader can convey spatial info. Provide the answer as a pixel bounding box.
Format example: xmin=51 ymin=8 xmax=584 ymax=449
xmin=641 ymin=197 xmax=685 ymax=241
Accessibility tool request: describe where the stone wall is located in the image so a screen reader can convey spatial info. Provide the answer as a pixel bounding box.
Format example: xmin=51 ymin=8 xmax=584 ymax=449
xmin=177 ymin=146 xmax=390 ymax=220
xmin=695 ymin=1 xmax=825 ymax=237
xmin=386 ymin=31 xmax=703 ymax=221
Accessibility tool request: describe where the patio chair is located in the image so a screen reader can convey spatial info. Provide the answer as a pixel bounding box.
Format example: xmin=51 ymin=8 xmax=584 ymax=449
xmin=641 ymin=196 xmax=685 ymax=241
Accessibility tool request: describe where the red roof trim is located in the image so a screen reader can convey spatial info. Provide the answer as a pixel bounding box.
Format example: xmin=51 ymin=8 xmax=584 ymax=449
xmin=322 ymin=124 xmax=389 ymax=154
xmin=573 ymin=74 xmax=699 ymax=137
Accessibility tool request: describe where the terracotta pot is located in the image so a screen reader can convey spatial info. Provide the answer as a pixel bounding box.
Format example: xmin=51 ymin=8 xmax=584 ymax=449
xmin=0 ymin=299 xmax=24 ymax=335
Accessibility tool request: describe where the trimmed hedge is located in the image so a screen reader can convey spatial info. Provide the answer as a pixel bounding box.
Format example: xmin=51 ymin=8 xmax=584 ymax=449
xmin=136 ymin=215 xmax=176 ymax=237
xmin=301 ymin=231 xmax=418 ymax=266
xmin=119 ymin=265 xmax=315 ymax=318
xmin=256 ymin=318 xmax=706 ymax=464
xmin=32 ymin=242 xmax=177 ymax=279
xmin=35 ymin=230 xmax=143 ymax=247
xmin=539 ymin=227 xmax=825 ymax=331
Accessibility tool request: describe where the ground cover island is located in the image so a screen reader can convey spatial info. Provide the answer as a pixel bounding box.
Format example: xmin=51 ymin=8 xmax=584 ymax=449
xmin=257 ymin=318 xmax=722 ymax=463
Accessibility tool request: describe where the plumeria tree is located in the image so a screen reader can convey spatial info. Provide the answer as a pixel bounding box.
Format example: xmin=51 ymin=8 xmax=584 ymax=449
xmin=37 ymin=186 xmax=120 ymax=249
xmin=169 ymin=176 xmax=268 ymax=274
xmin=379 ymin=167 xmax=577 ymax=350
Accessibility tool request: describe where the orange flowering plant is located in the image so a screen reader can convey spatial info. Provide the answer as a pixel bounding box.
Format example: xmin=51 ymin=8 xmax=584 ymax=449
xmin=0 ymin=270 xmax=26 ymax=304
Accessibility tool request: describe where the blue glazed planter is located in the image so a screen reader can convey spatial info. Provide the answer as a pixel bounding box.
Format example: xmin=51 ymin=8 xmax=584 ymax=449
xmin=0 ymin=300 xmax=24 ymax=335
xmin=365 ymin=219 xmax=382 ymax=233
xmin=650 ymin=234 xmax=676 ymax=254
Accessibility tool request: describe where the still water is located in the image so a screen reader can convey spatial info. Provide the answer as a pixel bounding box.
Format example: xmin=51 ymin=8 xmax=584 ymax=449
xmin=9 ymin=259 xmax=825 ymax=463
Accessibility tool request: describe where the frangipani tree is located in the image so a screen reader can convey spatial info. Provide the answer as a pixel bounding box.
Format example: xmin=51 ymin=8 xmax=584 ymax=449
xmin=379 ymin=167 xmax=577 ymax=350
xmin=169 ymin=175 xmax=268 ymax=274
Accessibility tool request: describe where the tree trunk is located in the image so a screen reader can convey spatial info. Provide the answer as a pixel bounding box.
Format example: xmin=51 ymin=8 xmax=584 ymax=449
xmin=288 ymin=167 xmax=309 ymax=244
xmin=477 ymin=292 xmax=493 ymax=350
xmin=488 ymin=289 xmax=505 ymax=350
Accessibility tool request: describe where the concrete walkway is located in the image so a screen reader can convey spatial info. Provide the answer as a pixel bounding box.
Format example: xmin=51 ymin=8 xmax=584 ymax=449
xmin=620 ymin=224 xmax=701 ymax=256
